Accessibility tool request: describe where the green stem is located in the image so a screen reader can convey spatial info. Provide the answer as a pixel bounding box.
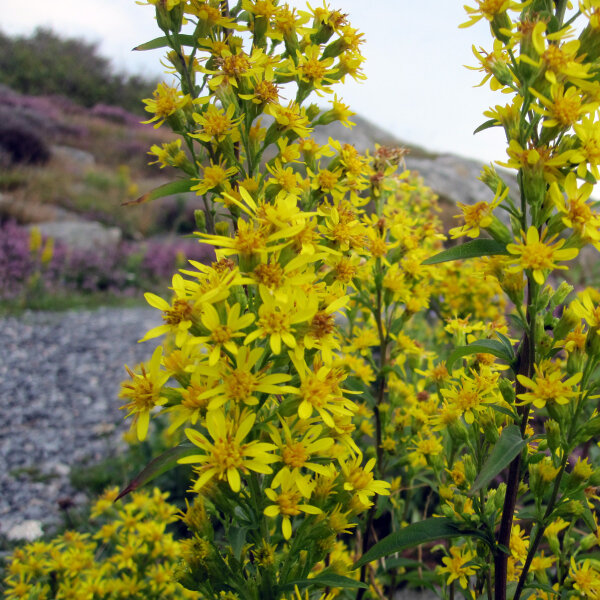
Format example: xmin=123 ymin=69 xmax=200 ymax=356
xmin=555 ymin=0 xmax=568 ymax=26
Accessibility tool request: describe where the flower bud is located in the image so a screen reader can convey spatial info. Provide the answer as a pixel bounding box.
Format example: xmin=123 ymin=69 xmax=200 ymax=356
xmin=530 ymin=458 xmax=559 ymax=497
xmin=448 ymin=419 xmax=468 ymax=445
xmin=550 ymin=282 xmax=573 ymax=309
xmin=194 ymin=210 xmax=207 ymax=233
xmin=494 ymin=483 xmax=506 ymax=510
xmin=580 ymin=533 xmax=598 ymax=551
xmin=463 ymin=455 xmax=477 ymax=483
xmin=554 ymin=305 xmax=581 ymax=342
xmin=547 ymin=533 xmax=561 ymax=556
xmin=545 ymin=419 xmax=561 ymax=455
xmin=484 ymin=489 xmax=497 ymax=517
xmin=499 ymin=377 xmax=515 ymax=406
xmin=215 ymin=221 xmax=230 ymax=237
xmin=481 ymin=411 xmax=499 ymax=444
xmin=154 ymin=0 xmax=184 ymax=33
xmin=306 ymin=103 xmax=321 ymax=121
xmin=537 ymin=285 xmax=554 ymax=312
xmin=566 ymin=457 xmax=594 ymax=489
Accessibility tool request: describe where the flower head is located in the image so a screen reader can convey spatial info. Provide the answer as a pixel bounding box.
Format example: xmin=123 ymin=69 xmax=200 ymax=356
xmin=180 ymin=410 xmax=279 ymax=492
xmin=506 ymin=227 xmax=578 ymax=285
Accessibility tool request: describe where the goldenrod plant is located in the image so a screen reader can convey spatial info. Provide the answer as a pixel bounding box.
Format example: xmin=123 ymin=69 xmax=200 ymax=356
xmin=3 ymin=488 xmax=200 ymax=599
xmin=6 ymin=1 xmax=600 ymax=599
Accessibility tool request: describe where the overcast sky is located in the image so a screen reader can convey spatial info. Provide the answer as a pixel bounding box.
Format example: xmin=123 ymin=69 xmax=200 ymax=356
xmin=3 ymin=1 xmax=508 ymax=163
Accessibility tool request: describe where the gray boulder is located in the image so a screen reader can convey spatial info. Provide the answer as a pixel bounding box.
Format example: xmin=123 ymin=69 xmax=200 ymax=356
xmin=28 ymin=221 xmax=122 ymax=251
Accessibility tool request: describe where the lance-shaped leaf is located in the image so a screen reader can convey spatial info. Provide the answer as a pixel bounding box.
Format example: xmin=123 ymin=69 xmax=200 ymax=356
xmin=469 ymin=425 xmax=526 ymax=495
xmin=122 ymin=179 xmax=194 ymax=206
xmin=474 ymin=119 xmax=499 ymax=135
xmin=353 ymin=518 xmax=487 ymax=568
xmin=280 ymin=572 xmax=368 ymax=592
xmin=446 ymin=339 xmax=515 ymax=372
xmin=422 ymin=239 xmax=509 ymax=265
xmin=115 ymin=442 xmax=196 ymax=501
xmin=134 ymin=34 xmax=198 ymax=51
xmin=495 ymin=331 xmax=515 ymax=360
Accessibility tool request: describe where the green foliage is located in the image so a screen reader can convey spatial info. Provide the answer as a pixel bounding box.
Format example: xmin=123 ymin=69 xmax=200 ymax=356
xmin=0 ymin=28 xmax=156 ymax=113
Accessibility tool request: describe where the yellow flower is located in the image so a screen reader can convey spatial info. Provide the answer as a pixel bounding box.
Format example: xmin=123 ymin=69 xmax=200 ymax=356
xmin=288 ymin=44 xmax=337 ymax=94
xmin=506 ymin=226 xmax=578 ymax=285
xmin=530 ymin=83 xmax=596 ymax=129
xmin=469 ymin=40 xmax=515 ymax=91
xmin=165 ymin=367 xmax=221 ymax=433
xmin=195 ymin=302 xmax=255 ymax=366
xmin=245 ymin=289 xmax=317 ymax=354
xmin=238 ymin=71 xmax=280 ymax=105
xmin=191 ymin=160 xmax=238 ymax=196
xmin=460 ymin=0 xmax=523 ymax=28
xmin=550 ymin=173 xmax=600 ymax=247
xmin=569 ymin=557 xmax=600 ymax=598
xmin=571 ymin=116 xmax=600 ymax=179
xmin=440 ymin=374 xmax=495 ymax=425
xmin=571 ymin=289 xmax=600 ymax=329
xmin=180 ymin=409 xmax=279 ymax=492
xmin=437 ymin=545 xmax=477 ymax=588
xmin=191 ymin=103 xmax=241 ymax=143
xmin=264 ymin=471 xmax=322 ymax=539
xmin=266 ymin=160 xmax=305 ymax=200
xmin=142 ymin=82 xmax=189 ymax=128
xmin=524 ymin=22 xmax=590 ymax=85
xmin=516 ymin=363 xmax=581 ymax=408
xmin=198 ymin=345 xmax=296 ymax=410
xmin=200 ymin=47 xmax=268 ymax=90
xmin=339 ymin=456 xmax=391 ymax=507
xmin=510 ymin=523 xmax=529 ymax=562
xmin=148 ymin=139 xmax=188 ymax=170
xmin=269 ymin=421 xmax=334 ymax=496
xmin=119 ymin=346 xmax=170 ymax=441
xmin=449 ymin=185 xmax=507 ymax=239
xmin=266 ymin=101 xmax=312 ymax=137
xmin=290 ymin=354 xmax=357 ymax=428
xmin=141 ymin=273 xmax=205 ymax=347
xmin=544 ymin=517 xmax=569 ymax=539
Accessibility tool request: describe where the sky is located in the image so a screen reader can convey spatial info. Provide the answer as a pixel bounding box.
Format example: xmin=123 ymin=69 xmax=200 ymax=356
xmin=2 ymin=1 xmax=509 ymax=163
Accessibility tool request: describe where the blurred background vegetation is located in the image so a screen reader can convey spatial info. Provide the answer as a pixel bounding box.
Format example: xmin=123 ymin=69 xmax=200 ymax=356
xmin=0 ymin=27 xmax=216 ymax=312
xmin=0 ymin=28 xmax=155 ymax=114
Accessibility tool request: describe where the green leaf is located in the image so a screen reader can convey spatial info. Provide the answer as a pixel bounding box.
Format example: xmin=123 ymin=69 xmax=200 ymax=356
xmin=422 ymin=239 xmax=508 ymax=265
xmin=446 ymin=339 xmax=514 ymax=372
xmin=469 ymin=425 xmax=526 ymax=495
xmin=474 ymin=119 xmax=499 ymax=135
xmin=134 ymin=34 xmax=197 ymax=51
xmin=115 ymin=443 xmax=196 ymax=501
xmin=385 ymin=557 xmax=425 ymax=569
xmin=229 ymin=527 xmax=249 ymax=561
xmin=354 ymin=518 xmax=486 ymax=568
xmin=490 ymin=403 xmax=519 ymax=421
xmin=495 ymin=331 xmax=515 ymax=359
xmin=280 ymin=572 xmax=367 ymax=592
xmin=122 ymin=179 xmax=194 ymax=206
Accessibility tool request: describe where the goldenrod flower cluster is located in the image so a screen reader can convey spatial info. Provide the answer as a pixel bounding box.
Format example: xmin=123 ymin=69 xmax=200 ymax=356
xmin=2 ymin=488 xmax=199 ymax=600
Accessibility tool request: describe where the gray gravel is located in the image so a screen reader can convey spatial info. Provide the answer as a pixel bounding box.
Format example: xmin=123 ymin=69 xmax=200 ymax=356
xmin=0 ymin=306 xmax=160 ymax=538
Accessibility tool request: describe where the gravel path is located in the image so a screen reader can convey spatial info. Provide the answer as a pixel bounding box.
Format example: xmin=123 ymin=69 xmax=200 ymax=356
xmin=0 ymin=307 xmax=160 ymax=539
